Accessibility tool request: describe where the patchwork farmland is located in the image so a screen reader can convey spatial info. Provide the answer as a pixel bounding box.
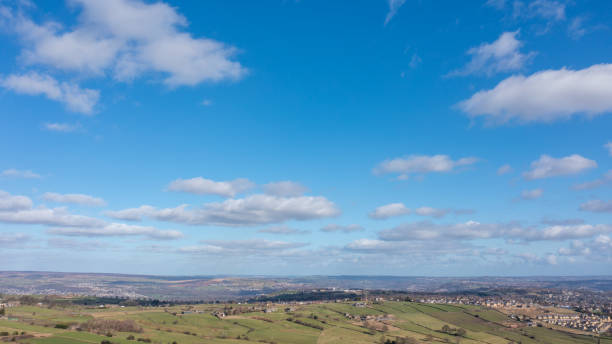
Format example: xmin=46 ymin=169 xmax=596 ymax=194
xmin=1 ymin=300 xmax=610 ymax=344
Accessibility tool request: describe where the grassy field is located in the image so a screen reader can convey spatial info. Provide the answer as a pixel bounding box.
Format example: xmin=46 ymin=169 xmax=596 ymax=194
xmin=1 ymin=301 xmax=610 ymax=344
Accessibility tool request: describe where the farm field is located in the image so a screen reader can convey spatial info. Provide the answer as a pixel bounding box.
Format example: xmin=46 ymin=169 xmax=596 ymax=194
xmin=1 ymin=301 xmax=610 ymax=344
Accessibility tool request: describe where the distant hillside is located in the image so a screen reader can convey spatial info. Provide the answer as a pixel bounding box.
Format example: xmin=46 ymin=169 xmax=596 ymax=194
xmin=1 ymin=271 xmax=612 ymax=301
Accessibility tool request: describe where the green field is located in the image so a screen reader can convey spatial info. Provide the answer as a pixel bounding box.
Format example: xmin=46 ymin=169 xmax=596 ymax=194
xmin=1 ymin=301 xmax=610 ymax=344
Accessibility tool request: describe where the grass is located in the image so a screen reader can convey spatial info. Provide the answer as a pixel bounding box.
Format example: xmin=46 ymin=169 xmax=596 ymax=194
xmin=1 ymin=301 xmax=609 ymax=344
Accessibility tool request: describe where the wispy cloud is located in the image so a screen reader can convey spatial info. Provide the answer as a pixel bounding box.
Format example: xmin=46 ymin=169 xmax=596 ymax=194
xmin=573 ymin=170 xmax=612 ymax=190
xmin=43 ymin=192 xmax=106 ymax=207
xmin=374 ymin=154 xmax=478 ymax=179
xmin=1 ymin=168 xmax=41 ymax=179
xmin=414 ymin=207 xmax=451 ymax=218
xmin=43 ymin=122 xmax=79 ymax=132
xmin=513 ymin=0 xmax=566 ymax=22
xmin=384 ymin=0 xmax=406 ymax=25
xmin=0 ymin=233 xmax=30 ymax=248
xmin=520 ymin=188 xmax=543 ymax=200
xmin=497 ymin=164 xmax=513 ymax=175
xmin=321 ymin=224 xmax=364 ymax=233
xmin=448 ymin=31 xmax=534 ymax=77
xmin=258 ymin=225 xmax=310 ymax=235
xmin=179 ymin=239 xmax=307 ymax=256
xmin=485 ymin=0 xmax=506 ymax=10
xmin=580 ymin=200 xmax=612 ymax=213
xmin=48 ymin=223 xmax=182 ymax=240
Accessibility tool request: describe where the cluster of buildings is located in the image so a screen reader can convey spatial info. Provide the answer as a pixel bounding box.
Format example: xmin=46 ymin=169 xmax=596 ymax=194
xmin=412 ymin=291 xmax=612 ymax=334
xmin=537 ymin=313 xmax=612 ymax=334
xmin=414 ymin=290 xmax=611 ymax=312
xmin=343 ymin=312 xmax=394 ymax=322
xmin=0 ymin=300 xmax=19 ymax=309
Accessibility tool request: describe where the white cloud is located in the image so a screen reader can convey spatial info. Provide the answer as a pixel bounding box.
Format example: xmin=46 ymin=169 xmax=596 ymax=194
xmin=106 ymin=194 xmax=340 ymax=226
xmin=379 ymin=221 xmax=497 ymax=241
xmin=42 ymin=192 xmax=106 ymax=207
xmin=449 ymin=31 xmax=534 ymax=77
xmin=1 ymin=193 xmax=102 ymax=229
xmin=0 ymin=206 xmax=105 ymax=227
xmin=345 ymin=239 xmax=394 ymax=252
xmin=580 ymin=200 xmax=612 ymax=213
xmin=104 ymin=205 xmax=155 ymax=221
xmin=197 ymin=195 xmax=340 ymax=225
xmin=523 ymin=154 xmax=597 ymax=180
xmin=606 ymin=142 xmax=612 ymax=156
xmin=6 ymin=0 xmax=246 ymax=87
xmin=369 ymin=203 xmax=411 ymax=220
xmin=258 ymin=225 xmax=310 ymax=235
xmin=521 ymin=188 xmax=543 ymax=200
xmin=0 ymin=190 xmax=182 ymax=240
xmin=370 ymin=203 xmax=468 ymax=219
xmin=321 ymin=224 xmax=364 ymax=233
xmin=43 ymin=122 xmax=79 ymax=132
xmin=458 ymin=64 xmax=612 ymax=123
xmin=0 ymin=190 xmax=34 ymax=211
xmin=344 ymin=238 xmax=473 ymax=257
xmin=595 ymin=235 xmax=611 ymax=244
xmin=179 ymin=239 xmax=307 ymax=255
xmin=374 ymin=154 xmax=478 ymax=177
xmin=414 ymin=207 xmax=450 ymax=218
xmin=497 ymin=164 xmax=513 ymax=175
xmin=573 ymin=170 xmax=612 ymax=190
xmin=48 ymin=223 xmax=182 ymax=240
xmin=203 ymin=239 xmax=306 ymax=251
xmin=1 ymin=168 xmax=40 ymax=179
xmin=528 ymin=224 xmax=612 ymax=241
xmin=0 ymin=72 xmax=99 ymax=114
xmin=15 ymin=17 xmax=121 ymax=75
xmin=263 ymin=181 xmax=308 ymax=197
xmin=167 ymin=177 xmax=254 ymax=197
xmin=377 ymin=220 xmax=612 ymax=242
xmin=384 ymin=0 xmax=406 ymax=25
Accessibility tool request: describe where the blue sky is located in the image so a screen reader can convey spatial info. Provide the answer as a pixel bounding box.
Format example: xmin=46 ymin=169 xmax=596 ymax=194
xmin=1 ymin=0 xmax=611 ymax=276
